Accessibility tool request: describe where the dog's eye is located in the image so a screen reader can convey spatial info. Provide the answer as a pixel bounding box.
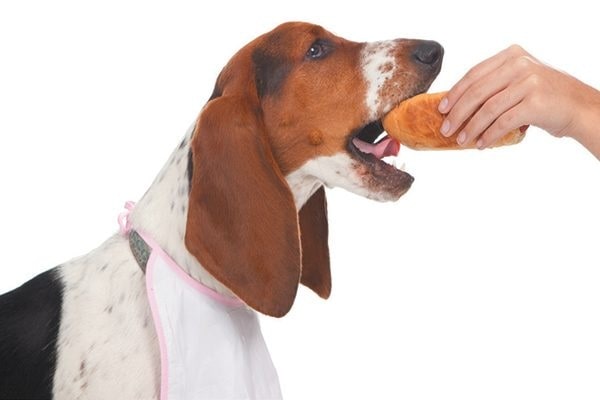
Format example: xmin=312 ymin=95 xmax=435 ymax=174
xmin=306 ymin=44 xmax=324 ymax=59
xmin=305 ymin=40 xmax=330 ymax=60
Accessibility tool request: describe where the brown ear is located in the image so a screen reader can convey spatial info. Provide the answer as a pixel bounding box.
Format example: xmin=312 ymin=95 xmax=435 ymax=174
xmin=185 ymin=96 xmax=301 ymax=317
xmin=299 ymin=187 xmax=331 ymax=299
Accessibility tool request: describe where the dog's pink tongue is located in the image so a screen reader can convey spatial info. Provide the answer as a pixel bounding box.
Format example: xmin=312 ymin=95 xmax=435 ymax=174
xmin=352 ymin=137 xmax=400 ymax=159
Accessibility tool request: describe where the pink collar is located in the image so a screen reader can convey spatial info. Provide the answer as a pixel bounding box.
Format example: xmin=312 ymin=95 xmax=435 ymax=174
xmin=117 ymin=201 xmax=243 ymax=306
xmin=117 ymin=202 xmax=282 ymax=399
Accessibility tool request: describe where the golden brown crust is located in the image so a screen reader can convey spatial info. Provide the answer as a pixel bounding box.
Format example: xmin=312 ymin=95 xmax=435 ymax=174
xmin=382 ymin=92 xmax=526 ymax=150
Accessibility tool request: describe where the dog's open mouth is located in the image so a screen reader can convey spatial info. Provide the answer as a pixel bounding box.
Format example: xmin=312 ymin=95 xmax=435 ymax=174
xmin=350 ymin=120 xmax=404 ymax=169
xmin=347 ymin=117 xmax=414 ymax=196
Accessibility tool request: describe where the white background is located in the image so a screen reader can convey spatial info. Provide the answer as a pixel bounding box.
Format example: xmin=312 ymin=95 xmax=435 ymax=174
xmin=1 ymin=1 xmax=599 ymax=399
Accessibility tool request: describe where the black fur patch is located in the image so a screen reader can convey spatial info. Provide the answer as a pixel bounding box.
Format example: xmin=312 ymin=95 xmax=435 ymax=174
xmin=252 ymin=46 xmax=292 ymax=99
xmin=0 ymin=268 xmax=63 ymax=399
xmin=208 ymin=80 xmax=222 ymax=102
xmin=178 ymin=137 xmax=187 ymax=150
xmin=187 ymin=148 xmax=194 ymax=189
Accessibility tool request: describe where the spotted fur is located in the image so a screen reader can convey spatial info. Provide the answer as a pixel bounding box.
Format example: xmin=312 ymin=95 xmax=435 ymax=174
xmin=0 ymin=22 xmax=442 ymax=399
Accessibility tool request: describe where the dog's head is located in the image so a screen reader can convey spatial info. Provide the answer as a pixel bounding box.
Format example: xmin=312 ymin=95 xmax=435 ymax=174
xmin=185 ymin=22 xmax=442 ymax=316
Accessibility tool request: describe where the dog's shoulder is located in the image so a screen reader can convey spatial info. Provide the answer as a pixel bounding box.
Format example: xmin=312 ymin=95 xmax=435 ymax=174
xmin=0 ymin=267 xmax=63 ymax=399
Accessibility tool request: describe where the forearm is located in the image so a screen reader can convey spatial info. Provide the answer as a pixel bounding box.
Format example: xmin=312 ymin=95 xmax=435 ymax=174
xmin=568 ymin=85 xmax=600 ymax=161
xmin=572 ymin=109 xmax=600 ymax=160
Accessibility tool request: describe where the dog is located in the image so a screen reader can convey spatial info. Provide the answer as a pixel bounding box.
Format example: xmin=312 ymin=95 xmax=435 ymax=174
xmin=0 ymin=22 xmax=442 ymax=399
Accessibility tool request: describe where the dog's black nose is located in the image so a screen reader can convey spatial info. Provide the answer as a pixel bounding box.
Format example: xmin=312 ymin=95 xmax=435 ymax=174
xmin=412 ymin=40 xmax=443 ymax=67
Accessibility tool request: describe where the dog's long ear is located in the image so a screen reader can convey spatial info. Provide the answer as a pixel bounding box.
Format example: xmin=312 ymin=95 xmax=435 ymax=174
xmin=299 ymin=187 xmax=331 ymax=299
xmin=185 ymin=96 xmax=301 ymax=317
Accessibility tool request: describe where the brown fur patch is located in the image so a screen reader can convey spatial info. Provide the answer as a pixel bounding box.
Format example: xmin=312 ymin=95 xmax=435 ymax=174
xmin=185 ymin=22 xmax=438 ymax=315
xmin=308 ymin=129 xmax=324 ymax=146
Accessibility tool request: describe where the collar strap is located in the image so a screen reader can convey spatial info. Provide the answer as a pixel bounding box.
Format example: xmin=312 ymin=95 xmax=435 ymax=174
xmin=129 ymin=230 xmax=151 ymax=273
xmin=118 ymin=201 xmax=149 ymax=272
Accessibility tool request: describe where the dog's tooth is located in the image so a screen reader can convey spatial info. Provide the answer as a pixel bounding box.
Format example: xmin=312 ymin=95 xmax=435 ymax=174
xmin=391 ymin=158 xmax=397 ymax=168
xmin=399 ymin=162 xmax=406 ymax=171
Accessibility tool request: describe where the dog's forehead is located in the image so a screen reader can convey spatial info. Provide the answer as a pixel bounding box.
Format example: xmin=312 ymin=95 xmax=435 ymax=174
xmin=248 ymin=22 xmax=344 ymax=100
xmin=259 ymin=22 xmax=334 ymax=52
xmin=214 ymin=22 xmax=338 ymax=97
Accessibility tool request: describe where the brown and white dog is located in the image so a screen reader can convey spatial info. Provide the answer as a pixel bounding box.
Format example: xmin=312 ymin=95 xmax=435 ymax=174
xmin=0 ymin=22 xmax=442 ymax=399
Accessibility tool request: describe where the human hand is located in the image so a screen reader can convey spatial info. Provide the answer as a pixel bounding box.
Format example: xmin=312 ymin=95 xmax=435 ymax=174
xmin=438 ymin=45 xmax=600 ymax=151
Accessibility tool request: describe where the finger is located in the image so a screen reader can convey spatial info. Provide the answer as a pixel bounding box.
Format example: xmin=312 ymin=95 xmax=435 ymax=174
xmin=456 ymin=77 xmax=529 ymax=146
xmin=439 ymin=45 xmax=525 ymax=114
xmin=476 ymin=102 xmax=529 ymax=149
xmin=442 ymin=60 xmax=525 ymax=139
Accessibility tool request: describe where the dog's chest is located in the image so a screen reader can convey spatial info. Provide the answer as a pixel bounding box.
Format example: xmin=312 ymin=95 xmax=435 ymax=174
xmin=51 ymin=233 xmax=282 ymax=400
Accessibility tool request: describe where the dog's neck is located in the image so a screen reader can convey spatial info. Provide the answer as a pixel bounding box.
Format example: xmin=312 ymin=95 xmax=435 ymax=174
xmin=129 ymin=123 xmax=322 ymax=296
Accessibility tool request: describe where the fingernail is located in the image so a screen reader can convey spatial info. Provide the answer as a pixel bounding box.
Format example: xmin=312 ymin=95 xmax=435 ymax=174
xmin=476 ymin=139 xmax=484 ymax=149
xmin=438 ymin=97 xmax=448 ymax=113
xmin=440 ymin=119 xmax=451 ymax=136
xmin=457 ymin=131 xmax=466 ymax=145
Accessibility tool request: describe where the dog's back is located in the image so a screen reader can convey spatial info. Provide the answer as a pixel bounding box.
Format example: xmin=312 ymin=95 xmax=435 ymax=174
xmin=0 ymin=269 xmax=62 ymax=399
xmin=0 ymin=235 xmax=161 ymax=399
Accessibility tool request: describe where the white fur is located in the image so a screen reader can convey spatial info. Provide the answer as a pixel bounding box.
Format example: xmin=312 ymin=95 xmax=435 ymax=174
xmin=286 ymin=153 xmax=394 ymax=202
xmin=53 ymin=124 xmax=212 ymax=399
xmin=128 ymin=123 xmax=234 ymax=296
xmin=52 ymin=37 xmax=411 ymax=398
xmin=54 ymin=236 xmax=160 ymax=399
xmin=361 ymin=41 xmax=396 ymax=121
xmin=285 ymin=168 xmax=322 ymax=210
xmin=128 ymin=122 xmax=327 ymax=293
xmin=52 ymin=126 xmax=340 ymax=399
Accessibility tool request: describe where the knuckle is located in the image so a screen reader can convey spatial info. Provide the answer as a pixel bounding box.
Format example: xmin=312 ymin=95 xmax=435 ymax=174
xmin=496 ymin=108 xmax=519 ymax=133
xmin=475 ymin=92 xmax=507 ymax=125
xmin=507 ymin=44 xmax=525 ymax=55
xmin=461 ymin=70 xmax=476 ymax=85
xmin=465 ymin=63 xmax=478 ymax=75
xmin=526 ymin=92 xmax=544 ymax=112
xmin=495 ymin=115 xmax=511 ymax=133
xmin=447 ymin=98 xmax=468 ymax=120
xmin=479 ymin=103 xmax=497 ymax=124
xmin=464 ymin=112 xmax=487 ymax=138
xmin=513 ymin=55 xmax=534 ymax=71
xmin=484 ymin=95 xmax=504 ymax=115
xmin=464 ymin=64 xmax=482 ymax=80
xmin=467 ymin=82 xmax=489 ymax=103
xmin=525 ymin=73 xmax=542 ymax=88
xmin=469 ymin=88 xmax=483 ymax=102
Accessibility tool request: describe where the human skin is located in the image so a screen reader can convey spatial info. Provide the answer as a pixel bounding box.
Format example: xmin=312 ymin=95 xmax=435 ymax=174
xmin=438 ymin=45 xmax=600 ymax=160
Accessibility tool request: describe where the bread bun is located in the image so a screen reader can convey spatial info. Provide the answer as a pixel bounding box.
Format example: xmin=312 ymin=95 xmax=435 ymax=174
xmin=382 ymin=92 xmax=526 ymax=150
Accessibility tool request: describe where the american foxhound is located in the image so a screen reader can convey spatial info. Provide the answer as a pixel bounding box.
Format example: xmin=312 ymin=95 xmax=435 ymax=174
xmin=0 ymin=21 xmax=442 ymax=399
